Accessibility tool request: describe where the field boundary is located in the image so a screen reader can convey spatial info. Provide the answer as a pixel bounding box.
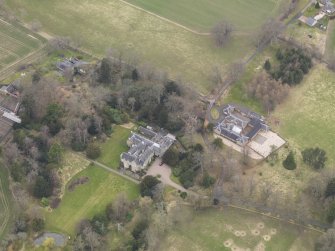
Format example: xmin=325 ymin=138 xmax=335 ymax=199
xmin=0 ymin=45 xmax=48 ymax=81
xmin=226 ymin=204 xmax=326 ymax=234
xmin=118 ymin=0 xmax=210 ymax=36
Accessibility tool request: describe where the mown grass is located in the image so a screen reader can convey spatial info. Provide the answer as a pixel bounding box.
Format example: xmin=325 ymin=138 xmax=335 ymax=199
xmin=125 ymin=0 xmax=284 ymax=33
xmin=223 ymin=45 xmax=280 ymax=114
xmin=4 ymin=0 xmax=284 ymax=94
xmin=45 ymin=164 xmax=139 ymax=236
xmin=272 ymin=64 xmax=335 ymax=166
xmin=161 ymin=207 xmax=320 ymax=251
xmin=98 ymin=125 xmax=131 ymax=169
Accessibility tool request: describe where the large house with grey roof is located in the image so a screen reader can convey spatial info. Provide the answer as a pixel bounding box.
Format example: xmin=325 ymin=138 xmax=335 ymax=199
xmin=120 ymin=126 xmax=175 ymax=172
xmin=214 ymin=104 xmax=269 ymax=146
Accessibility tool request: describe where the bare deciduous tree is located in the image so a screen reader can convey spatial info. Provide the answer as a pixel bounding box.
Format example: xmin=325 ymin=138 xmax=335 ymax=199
xmin=255 ymin=19 xmax=284 ymax=50
xmin=247 ymin=72 xmax=289 ymax=113
xmin=211 ymin=20 xmax=233 ymax=47
xmin=260 ymin=182 xmax=273 ymax=205
xmin=49 ymin=37 xmax=72 ymax=51
xmin=226 ymin=60 xmax=245 ymax=83
xmin=112 ymin=192 xmax=131 ymax=221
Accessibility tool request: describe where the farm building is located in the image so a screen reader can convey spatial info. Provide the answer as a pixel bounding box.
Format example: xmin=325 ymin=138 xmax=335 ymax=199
xmin=212 ymin=104 xmax=285 ymax=159
xmin=121 ymin=126 xmax=175 ymax=172
xmin=319 ymin=0 xmax=335 ymax=15
xmin=214 ymin=104 xmax=269 ymax=146
xmin=298 ymin=16 xmax=318 ymax=27
xmin=0 ymin=84 xmax=21 ymax=141
xmin=56 ymin=58 xmax=88 ymax=75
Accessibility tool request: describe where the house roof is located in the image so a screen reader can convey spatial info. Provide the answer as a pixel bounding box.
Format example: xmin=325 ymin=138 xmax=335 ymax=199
xmin=121 ymin=126 xmax=175 ymax=169
xmin=214 ymin=104 xmax=268 ymax=144
xmin=306 ymin=17 xmax=317 ymax=26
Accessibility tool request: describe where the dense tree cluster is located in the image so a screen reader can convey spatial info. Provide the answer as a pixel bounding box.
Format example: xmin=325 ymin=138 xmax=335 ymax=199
xmin=302 ymin=147 xmax=327 ymax=170
xmin=73 ymin=193 xmax=133 ymax=250
xmin=282 ymin=151 xmax=297 ymax=170
xmin=162 ymin=146 xmax=204 ymax=188
xmin=140 ymin=175 xmax=161 ymax=198
xmin=269 ymin=48 xmax=312 ymax=85
xmin=247 ymin=72 xmax=289 ymax=112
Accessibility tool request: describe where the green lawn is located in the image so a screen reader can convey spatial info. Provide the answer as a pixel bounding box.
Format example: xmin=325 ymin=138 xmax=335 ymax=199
xmin=0 ymin=20 xmax=44 ymax=70
xmin=45 ymin=164 xmax=139 ymax=235
xmin=161 ymin=206 xmax=320 ymax=251
xmin=125 ymin=0 xmax=284 ymax=33
xmin=4 ymin=0 xmax=286 ymax=94
xmin=98 ymin=125 xmax=131 ymax=169
xmin=223 ymin=45 xmax=280 ymax=114
xmin=272 ymin=64 xmax=335 ymax=166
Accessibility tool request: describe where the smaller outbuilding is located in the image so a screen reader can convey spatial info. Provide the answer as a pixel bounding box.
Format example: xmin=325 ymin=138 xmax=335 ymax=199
xmin=56 ymin=57 xmax=88 ymax=75
xmin=298 ymin=16 xmax=318 ymax=27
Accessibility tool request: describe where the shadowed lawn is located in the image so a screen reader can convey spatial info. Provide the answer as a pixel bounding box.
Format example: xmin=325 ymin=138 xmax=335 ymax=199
xmin=98 ymin=125 xmax=131 ymax=169
xmin=45 ymin=165 xmax=139 ymax=235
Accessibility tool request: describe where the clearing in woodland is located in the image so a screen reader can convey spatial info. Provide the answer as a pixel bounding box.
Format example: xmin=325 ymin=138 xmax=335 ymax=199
xmin=45 ymin=164 xmax=139 ymax=236
xmin=161 ymin=207 xmax=320 ymax=251
xmin=6 ymin=0 xmax=288 ymax=94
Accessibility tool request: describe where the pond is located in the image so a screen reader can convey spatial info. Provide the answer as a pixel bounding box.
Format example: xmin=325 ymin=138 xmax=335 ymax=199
xmin=33 ymin=232 xmax=67 ymax=247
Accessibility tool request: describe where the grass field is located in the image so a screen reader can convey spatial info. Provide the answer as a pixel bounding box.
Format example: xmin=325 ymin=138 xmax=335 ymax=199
xmin=272 ymin=64 xmax=335 ymax=166
xmin=223 ymin=45 xmax=280 ymax=114
xmin=0 ymin=165 xmax=14 ymax=240
xmin=5 ymin=0 xmax=288 ymax=94
xmin=125 ymin=0 xmax=284 ymax=33
xmin=98 ymin=125 xmax=131 ymax=169
xmin=0 ymin=19 xmax=44 ymax=71
xmin=325 ymin=20 xmax=335 ymax=60
xmin=161 ymin=207 xmax=320 ymax=251
xmin=45 ymin=164 xmax=139 ymax=235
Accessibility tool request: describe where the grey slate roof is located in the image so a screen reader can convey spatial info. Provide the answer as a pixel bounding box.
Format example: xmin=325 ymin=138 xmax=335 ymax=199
xmin=121 ymin=126 xmax=175 ymax=169
xmin=214 ymin=104 xmax=269 ymax=145
xmin=56 ymin=58 xmax=88 ymax=72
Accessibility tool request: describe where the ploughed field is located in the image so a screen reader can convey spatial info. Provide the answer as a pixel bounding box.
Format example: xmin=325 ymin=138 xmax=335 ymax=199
xmin=0 ymin=19 xmax=43 ymax=71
